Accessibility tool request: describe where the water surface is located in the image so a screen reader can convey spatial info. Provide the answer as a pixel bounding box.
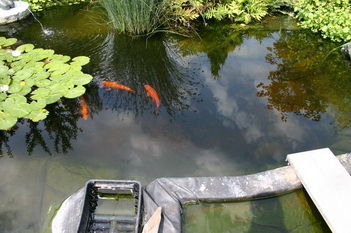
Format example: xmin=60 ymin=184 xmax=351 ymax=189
xmin=0 ymin=6 xmax=348 ymax=232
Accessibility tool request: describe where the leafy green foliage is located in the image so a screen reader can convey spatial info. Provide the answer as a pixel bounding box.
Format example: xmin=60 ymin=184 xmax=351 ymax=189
xmin=0 ymin=37 xmax=93 ymax=130
xmin=23 ymin=0 xmax=88 ymax=11
xmin=164 ymin=0 xmax=293 ymax=27
xmin=97 ymin=0 xmax=292 ymax=34
xmin=201 ymin=0 xmax=268 ymax=23
xmin=166 ymin=0 xmax=201 ymax=26
xmin=294 ymin=0 xmax=351 ymax=42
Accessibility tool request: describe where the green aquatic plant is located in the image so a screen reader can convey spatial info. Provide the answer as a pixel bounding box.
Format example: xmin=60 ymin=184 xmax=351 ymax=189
xmin=99 ymin=0 xmax=168 ymax=35
xmin=0 ymin=37 xmax=93 ymax=130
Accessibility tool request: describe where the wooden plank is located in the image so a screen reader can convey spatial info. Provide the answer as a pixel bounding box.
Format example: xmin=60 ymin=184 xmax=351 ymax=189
xmin=287 ymin=148 xmax=351 ymax=233
xmin=142 ymin=207 xmax=162 ymax=233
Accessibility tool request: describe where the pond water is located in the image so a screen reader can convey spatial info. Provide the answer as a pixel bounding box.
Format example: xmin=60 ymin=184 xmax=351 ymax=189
xmin=0 ymin=5 xmax=349 ymax=232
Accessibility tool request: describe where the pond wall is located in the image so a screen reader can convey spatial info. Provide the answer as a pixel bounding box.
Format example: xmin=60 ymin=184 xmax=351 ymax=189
xmin=52 ymin=151 xmax=351 ymax=232
xmin=142 ymin=152 xmax=351 ymax=233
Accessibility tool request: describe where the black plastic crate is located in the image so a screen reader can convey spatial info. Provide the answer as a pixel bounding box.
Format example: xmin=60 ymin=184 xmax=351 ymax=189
xmin=78 ymin=180 xmax=142 ymax=233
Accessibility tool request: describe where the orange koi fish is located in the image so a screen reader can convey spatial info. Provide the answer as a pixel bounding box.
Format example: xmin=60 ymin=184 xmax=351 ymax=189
xmin=80 ymin=96 xmax=89 ymax=120
xmin=144 ymin=84 xmax=160 ymax=110
xmin=101 ymin=81 xmax=135 ymax=93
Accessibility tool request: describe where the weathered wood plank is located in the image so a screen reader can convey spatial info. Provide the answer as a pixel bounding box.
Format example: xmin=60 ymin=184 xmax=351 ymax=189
xmin=287 ymin=148 xmax=351 ymax=233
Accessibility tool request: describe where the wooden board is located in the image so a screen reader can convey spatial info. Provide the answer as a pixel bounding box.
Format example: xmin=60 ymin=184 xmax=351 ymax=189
xmin=287 ymin=148 xmax=351 ymax=233
xmin=142 ymin=207 xmax=162 ymax=233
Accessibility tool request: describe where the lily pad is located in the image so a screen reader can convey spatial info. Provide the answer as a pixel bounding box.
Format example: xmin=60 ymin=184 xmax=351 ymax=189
xmin=28 ymin=48 xmax=55 ymax=61
xmin=44 ymin=94 xmax=61 ymax=104
xmin=48 ymin=82 xmax=67 ymax=95
xmin=49 ymin=54 xmax=71 ymax=63
xmin=30 ymin=109 xmax=49 ymax=122
xmin=64 ymin=85 xmax=85 ymax=98
xmin=0 ymin=112 xmax=17 ymax=130
xmin=0 ymin=93 xmax=7 ymax=101
xmin=72 ymin=56 xmax=90 ymax=66
xmin=69 ymin=63 xmax=82 ymax=70
xmin=1 ymin=38 xmax=17 ymax=47
xmin=2 ymin=98 xmax=31 ymax=117
xmin=34 ymin=71 xmax=50 ymax=80
xmin=16 ymin=44 xmax=35 ymax=52
xmin=0 ymin=65 xmax=9 ymax=74
xmin=11 ymin=60 xmax=26 ymax=71
xmin=50 ymin=64 xmax=71 ymax=76
xmin=13 ymin=68 xmax=34 ymax=80
xmin=10 ymin=94 xmax=27 ymax=103
xmin=35 ymin=79 xmax=52 ymax=88
xmin=0 ymin=37 xmax=93 ymax=129
xmin=31 ymin=88 xmax=50 ymax=100
xmin=30 ymin=99 xmax=46 ymax=110
xmin=0 ymin=37 xmax=6 ymax=45
xmin=8 ymin=83 xmax=23 ymax=93
xmin=45 ymin=61 xmax=65 ymax=71
xmin=17 ymin=85 xmax=32 ymax=96
xmin=72 ymin=74 xmax=93 ymax=85
xmin=23 ymin=79 xmax=35 ymax=87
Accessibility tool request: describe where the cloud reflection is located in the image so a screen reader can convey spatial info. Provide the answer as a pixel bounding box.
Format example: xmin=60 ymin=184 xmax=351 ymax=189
xmin=201 ymin=39 xmax=317 ymax=151
xmin=74 ymin=109 xmax=241 ymax=178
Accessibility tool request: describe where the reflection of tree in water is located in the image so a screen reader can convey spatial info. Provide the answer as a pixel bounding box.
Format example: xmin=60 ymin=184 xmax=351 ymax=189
xmin=257 ymin=30 xmax=351 ymax=125
xmin=0 ymin=83 xmax=102 ymax=157
xmin=93 ymin=32 xmax=202 ymax=116
xmin=0 ymin=129 xmax=15 ymax=157
xmin=173 ymin=23 xmax=275 ymax=78
xmin=0 ymin=31 xmax=204 ymax=156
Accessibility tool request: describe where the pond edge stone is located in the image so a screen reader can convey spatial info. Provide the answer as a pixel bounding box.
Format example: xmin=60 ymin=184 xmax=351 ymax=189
xmin=0 ymin=1 xmax=30 ymax=24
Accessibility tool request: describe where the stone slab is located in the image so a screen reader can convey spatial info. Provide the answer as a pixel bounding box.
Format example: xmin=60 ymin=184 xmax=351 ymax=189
xmin=287 ymin=148 xmax=351 ymax=233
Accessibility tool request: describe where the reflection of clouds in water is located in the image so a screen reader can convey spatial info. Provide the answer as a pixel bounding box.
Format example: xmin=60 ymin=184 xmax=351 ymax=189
xmin=192 ymin=149 xmax=239 ymax=176
xmin=234 ymin=38 xmax=275 ymax=59
xmin=129 ymin=134 xmax=162 ymax=166
xmin=202 ymin=42 xmax=310 ymax=147
xmin=76 ymin=110 xmax=239 ymax=177
xmin=202 ymin=64 xmax=263 ymax=144
xmin=271 ymin=109 xmax=306 ymax=145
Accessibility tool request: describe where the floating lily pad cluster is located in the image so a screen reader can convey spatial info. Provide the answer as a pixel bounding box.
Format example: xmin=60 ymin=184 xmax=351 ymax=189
xmin=0 ymin=37 xmax=93 ymax=130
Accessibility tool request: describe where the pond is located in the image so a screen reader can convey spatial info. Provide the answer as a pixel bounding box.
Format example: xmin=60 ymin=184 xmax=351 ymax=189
xmin=1 ymin=4 xmax=350 ymax=232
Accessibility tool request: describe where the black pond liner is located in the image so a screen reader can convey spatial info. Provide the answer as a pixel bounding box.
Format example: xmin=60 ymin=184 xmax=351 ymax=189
xmin=77 ymin=180 xmax=142 ymax=233
xmin=52 ymin=153 xmax=351 ymax=233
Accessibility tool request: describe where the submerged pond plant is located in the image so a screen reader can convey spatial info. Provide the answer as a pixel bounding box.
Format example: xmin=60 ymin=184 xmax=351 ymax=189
xmin=0 ymin=37 xmax=93 ymax=130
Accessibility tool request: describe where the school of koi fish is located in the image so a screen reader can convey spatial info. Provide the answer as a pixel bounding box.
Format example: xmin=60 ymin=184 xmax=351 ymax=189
xmin=80 ymin=81 xmax=160 ymax=120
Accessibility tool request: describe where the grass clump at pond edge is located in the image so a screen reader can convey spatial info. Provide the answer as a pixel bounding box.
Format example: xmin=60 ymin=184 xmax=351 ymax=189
xmin=99 ymin=0 xmax=168 ymax=35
